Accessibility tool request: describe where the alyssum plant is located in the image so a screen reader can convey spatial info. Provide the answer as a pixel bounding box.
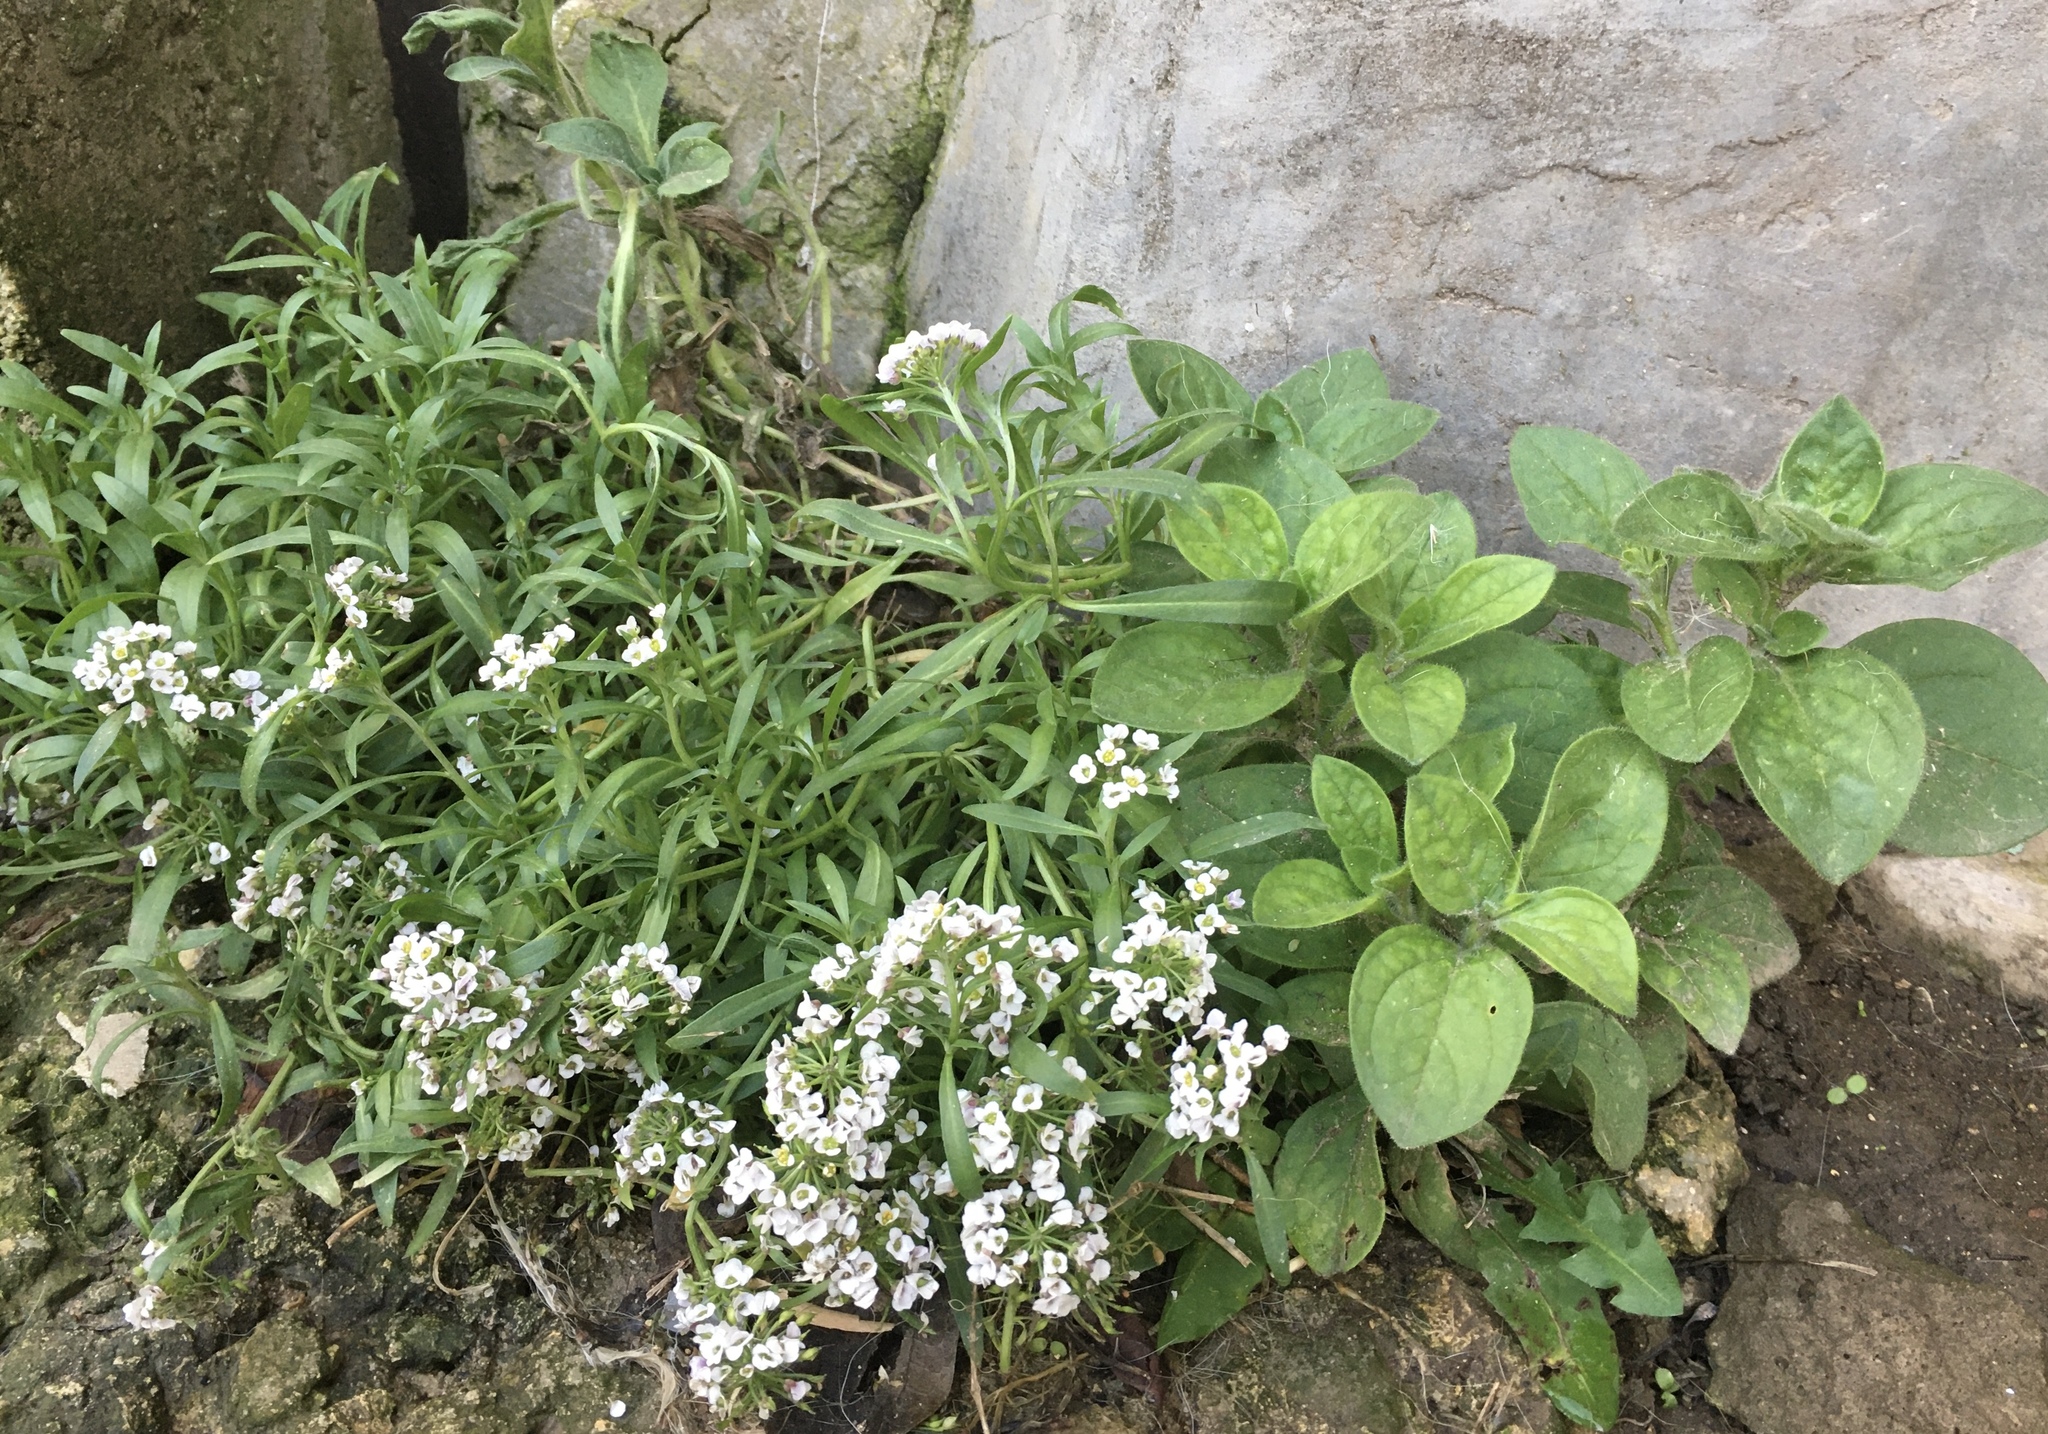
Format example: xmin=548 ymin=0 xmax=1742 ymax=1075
xmin=6 ymin=28 xmax=2048 ymax=1424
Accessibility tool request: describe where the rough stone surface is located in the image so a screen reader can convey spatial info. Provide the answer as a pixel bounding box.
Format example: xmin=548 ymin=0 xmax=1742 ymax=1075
xmin=0 ymin=0 xmax=409 ymax=384
xmin=465 ymin=0 xmax=967 ymax=384
xmin=1847 ymin=830 xmax=2048 ymax=1002
xmin=1184 ymin=1227 xmax=1559 ymax=1434
xmin=1707 ymin=1181 xmax=2048 ymax=1434
xmin=230 ymin=1313 xmax=335 ymax=1426
xmin=908 ymin=0 xmax=2048 ymax=668
xmin=1630 ymin=1061 xmax=1749 ymax=1256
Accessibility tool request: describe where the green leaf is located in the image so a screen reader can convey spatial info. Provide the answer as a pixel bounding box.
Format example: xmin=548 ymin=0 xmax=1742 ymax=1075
xmin=1850 ymin=618 xmax=2048 ymax=855
xmin=800 ymin=497 xmax=967 ymax=561
xmin=1399 ymin=555 xmax=1557 ymax=660
xmin=1613 ymin=470 xmax=1788 ymax=560
xmin=657 ymin=136 xmax=732 ymax=197
xmin=1419 ymin=727 xmax=1515 ymax=802
xmin=1274 ymin=1089 xmax=1386 ymax=1275
xmin=1009 ymin=1038 xmax=1090 ymax=1099
xmin=539 ymin=117 xmax=645 ymax=174
xmin=1304 ymin=398 xmax=1440 ymax=474
xmin=1634 ymin=919 xmax=1750 ymax=1056
xmin=1825 ymin=463 xmax=2048 ymax=590
xmin=1156 ymin=1213 xmax=1265 ymax=1346
xmin=1351 ymin=489 xmax=1477 ymax=624
xmin=1311 ymin=756 xmax=1399 ymax=887
xmin=1196 ymin=440 xmax=1350 ymax=550
xmin=1508 ymin=426 xmax=1650 ymax=557
xmin=1351 ymin=661 xmax=1465 ymax=766
xmin=1167 ymin=484 xmax=1290 ymax=582
xmin=1620 ymin=635 xmax=1754 ymax=764
xmin=1243 ymin=1149 xmax=1294 ymax=1285
xmin=1171 ymin=764 xmax=1336 ymax=895
xmin=960 ymin=803 xmax=1095 ymax=841
xmin=1630 ymin=863 xmax=1796 ymax=999
xmin=1516 ymin=1168 xmax=1683 ymax=1316
xmin=584 ymin=32 xmax=670 ymax=162
xmin=1277 ymin=971 xmax=1354 ymax=1045
xmin=1185 ymin=811 xmax=1329 ymax=860
xmin=1497 ymin=887 xmax=1639 ymax=1015
xmin=1093 ymin=623 xmax=1304 ymax=733
xmin=445 ymin=54 xmax=529 ymax=83
xmin=1129 ymin=339 xmax=1252 ymax=419
xmin=939 ymin=1057 xmax=981 ymax=1202
xmin=1762 ymin=609 xmax=1828 ymax=657
xmin=1292 ymin=491 xmax=1435 ymax=615
xmin=1732 ymin=647 xmax=1925 ymax=881
xmin=402 ymin=7 xmax=517 ymax=52
xmin=1526 ymin=1002 xmax=1649 ymax=1170
xmin=1350 ymin=926 xmax=1533 ymax=1148
xmin=1547 ymin=570 xmax=1638 ymax=630
xmin=1768 ymin=395 xmax=1885 ymax=526
xmin=1519 ymin=728 xmax=1668 ymax=901
xmin=1253 ymin=859 xmax=1376 ymax=928
xmin=1693 ymin=558 xmax=1769 ymax=627
xmin=1404 ymin=773 xmax=1517 ymax=914
xmin=1441 ymin=632 xmax=1637 ymax=835
xmin=1066 ymin=579 xmax=1300 ymax=627
xmin=1267 ymin=348 xmax=1388 ymax=430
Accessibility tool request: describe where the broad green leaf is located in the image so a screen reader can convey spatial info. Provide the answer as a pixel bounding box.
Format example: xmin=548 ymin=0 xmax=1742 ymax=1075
xmin=1350 ymin=926 xmax=1533 ymax=1148
xmin=1156 ymin=1212 xmax=1265 ymax=1346
xmin=1351 ymin=489 xmax=1477 ymax=624
xmin=1185 ymin=811 xmax=1328 ymax=860
xmin=1516 ymin=1166 xmax=1683 ymax=1316
xmin=1547 ymin=570 xmax=1638 ymax=630
xmin=1496 ymin=887 xmax=1638 ymax=1015
xmin=1620 ymin=635 xmax=1753 ymax=764
xmin=1440 ymin=632 xmax=1611 ymax=834
xmin=1508 ymin=426 xmax=1649 ymax=557
xmin=1310 ymin=755 xmax=1399 ymax=886
xmin=1067 ymin=579 xmax=1300 ymax=626
xmin=584 ymin=33 xmax=669 ymax=161
xmin=1250 ymin=392 xmax=1303 ymax=446
xmin=1292 ymin=491 xmax=1435 ymax=615
xmin=1196 ymin=439 xmax=1350 ymax=549
xmin=1172 ymin=764 xmax=1338 ymax=895
xmin=1267 ymin=348 xmax=1388 ymax=429
xmin=1304 ymin=397 xmax=1440 ymax=474
xmin=1519 ymin=728 xmax=1668 ymax=900
xmin=1628 ymin=991 xmax=1691 ymax=1100
xmin=1612 ymin=469 xmax=1788 ymax=560
xmin=1768 ymin=394 xmax=1885 ymax=525
xmin=1093 ymin=623 xmax=1303 ymax=733
xmin=1278 ymin=971 xmax=1354 ymax=1044
xmin=1825 ymin=463 xmax=2048 ymax=591
xmin=1732 ymin=647 xmax=1925 ymax=881
xmin=539 ymin=117 xmax=645 ymax=174
xmin=402 ymin=7 xmax=517 ymax=51
xmin=1129 ymin=339 xmax=1253 ymax=418
xmin=1253 ymin=859 xmax=1376 ymax=928
xmin=1692 ymin=557 xmax=1768 ymax=627
xmin=1351 ymin=661 xmax=1464 ymax=766
xmin=1420 ymin=726 xmax=1515 ymax=802
xmin=1629 ymin=863 xmax=1796 ymax=998
xmin=1635 ymin=923 xmax=1750 ymax=1055
xmin=1850 ymin=618 xmax=2048 ymax=855
xmin=1399 ymin=555 xmax=1557 ymax=660
xmin=1525 ymin=1002 xmax=1649 ymax=1170
xmin=1404 ymin=773 xmax=1516 ymax=914
xmin=1167 ymin=484 xmax=1290 ymax=581
xmin=1274 ymin=1089 xmax=1386 ymax=1275
xmin=1762 ymin=609 xmax=1828 ymax=657
xmin=657 ymin=136 xmax=732 ymax=197
xmin=1552 ymin=643 xmax=1628 ymax=726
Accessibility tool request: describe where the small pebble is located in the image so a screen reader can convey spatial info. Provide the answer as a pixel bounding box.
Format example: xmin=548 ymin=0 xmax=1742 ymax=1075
xmin=611 ymin=1400 xmax=628 ymax=1418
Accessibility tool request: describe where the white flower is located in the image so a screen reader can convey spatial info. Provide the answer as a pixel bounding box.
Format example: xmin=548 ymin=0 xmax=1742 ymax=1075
xmin=209 ymin=700 xmax=237 ymax=720
xmin=875 ymin=320 xmax=989 ymax=384
xmin=205 ymin=842 xmax=231 ymax=866
xmin=306 ymin=646 xmax=353 ymax=694
xmin=138 ymin=845 xmax=157 ymax=868
xmin=478 ymin=624 xmax=574 ymax=693
xmin=121 ymin=1283 xmax=178 ymax=1332
xmin=229 ymin=669 xmax=264 ymax=691
xmin=455 ymin=755 xmax=483 ymax=785
xmin=1068 ymin=754 xmax=1098 ymax=784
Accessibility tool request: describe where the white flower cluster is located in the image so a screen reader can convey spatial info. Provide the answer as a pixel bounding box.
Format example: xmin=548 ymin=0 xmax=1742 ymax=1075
xmin=1165 ymin=1011 xmax=1289 ymax=1143
xmin=71 ymin=622 xmax=250 ymax=727
xmin=305 ymin=645 xmax=353 ymax=695
xmin=323 ymin=556 xmax=413 ymax=628
xmin=121 ymin=1281 xmax=178 ymax=1332
xmin=613 ymin=1081 xmax=734 ymax=1200
xmin=875 ymin=320 xmax=988 ymax=385
xmin=478 ymin=623 xmax=575 ymax=693
xmin=563 ymin=941 xmax=702 ymax=1080
xmin=1081 ymin=863 xmax=1242 ymax=1038
xmin=230 ymin=839 xmax=413 ymax=932
xmin=615 ymin=601 xmax=669 ymax=667
xmin=1068 ymin=724 xmax=1179 ymax=807
xmin=372 ymin=920 xmax=545 ymax=1117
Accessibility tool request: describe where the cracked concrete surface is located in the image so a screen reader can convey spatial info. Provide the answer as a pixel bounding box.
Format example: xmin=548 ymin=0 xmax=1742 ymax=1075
xmin=906 ymin=0 xmax=2048 ymax=664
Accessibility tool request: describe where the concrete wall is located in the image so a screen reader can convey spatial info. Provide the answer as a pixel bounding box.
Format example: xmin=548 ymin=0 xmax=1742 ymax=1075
xmin=906 ymin=0 xmax=2048 ymax=664
xmin=0 ymin=0 xmax=409 ymax=382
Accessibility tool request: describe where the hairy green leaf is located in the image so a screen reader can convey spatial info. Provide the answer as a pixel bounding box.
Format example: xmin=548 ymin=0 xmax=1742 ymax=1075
xmin=1440 ymin=632 xmax=1610 ymax=834
xmin=1293 ymin=491 xmax=1436 ymax=615
xmin=1093 ymin=623 xmax=1304 ymax=733
xmin=1167 ymin=483 xmax=1291 ymax=582
xmin=1253 ymin=858 xmax=1377 ymax=928
xmin=1304 ymin=397 xmax=1440 ymax=474
xmin=1828 ymin=464 xmax=2048 ymax=591
xmin=1519 ymin=728 xmax=1668 ymax=901
xmin=1768 ymin=394 xmax=1885 ymax=526
xmin=1351 ymin=660 xmax=1465 ymax=766
xmin=1398 ymin=555 xmax=1557 ymax=660
xmin=1274 ymin=1089 xmax=1386 ymax=1275
xmin=1497 ymin=887 xmax=1639 ymax=1016
xmin=1613 ymin=469 xmax=1788 ymax=560
xmin=1508 ymin=426 xmax=1649 ymax=557
xmin=1620 ymin=635 xmax=1753 ymax=764
xmin=1404 ymin=773 xmax=1517 ymax=914
xmin=1195 ymin=440 xmax=1350 ymax=549
xmin=1311 ymin=755 xmax=1399 ymax=887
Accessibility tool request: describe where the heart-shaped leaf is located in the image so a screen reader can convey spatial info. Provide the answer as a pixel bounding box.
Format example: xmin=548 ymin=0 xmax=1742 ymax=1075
xmin=1399 ymin=555 xmax=1558 ymax=660
xmin=1731 ymin=647 xmax=1925 ymax=881
xmin=540 ymin=117 xmax=646 ymax=175
xmin=1508 ymin=426 xmax=1649 ymax=557
xmin=1351 ymin=489 xmax=1478 ymax=625
xmin=1613 ymin=470 xmax=1788 ymax=560
xmin=1439 ymin=632 xmax=1612 ymax=834
xmin=657 ymin=135 xmax=732 ymax=197
xmin=1196 ymin=440 xmax=1350 ymax=550
xmin=1404 ymin=773 xmax=1516 ymax=915
xmin=1093 ymin=623 xmax=1304 ymax=733
xmin=1129 ymin=339 xmax=1253 ymax=419
xmin=1495 ymin=887 xmax=1638 ymax=1016
xmin=1268 ymin=348 xmax=1389 ymax=429
xmin=1620 ymin=635 xmax=1753 ymax=764
xmin=1519 ymin=728 xmax=1668 ymax=901
xmin=1167 ymin=483 xmax=1290 ymax=582
xmin=1767 ymin=394 xmax=1885 ymax=526
xmin=1351 ymin=661 xmax=1465 ymax=765
xmin=1350 ymin=925 xmax=1533 ymax=1148
xmin=1253 ymin=859 xmax=1377 ymax=928
xmin=1850 ymin=618 xmax=2048 ymax=855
